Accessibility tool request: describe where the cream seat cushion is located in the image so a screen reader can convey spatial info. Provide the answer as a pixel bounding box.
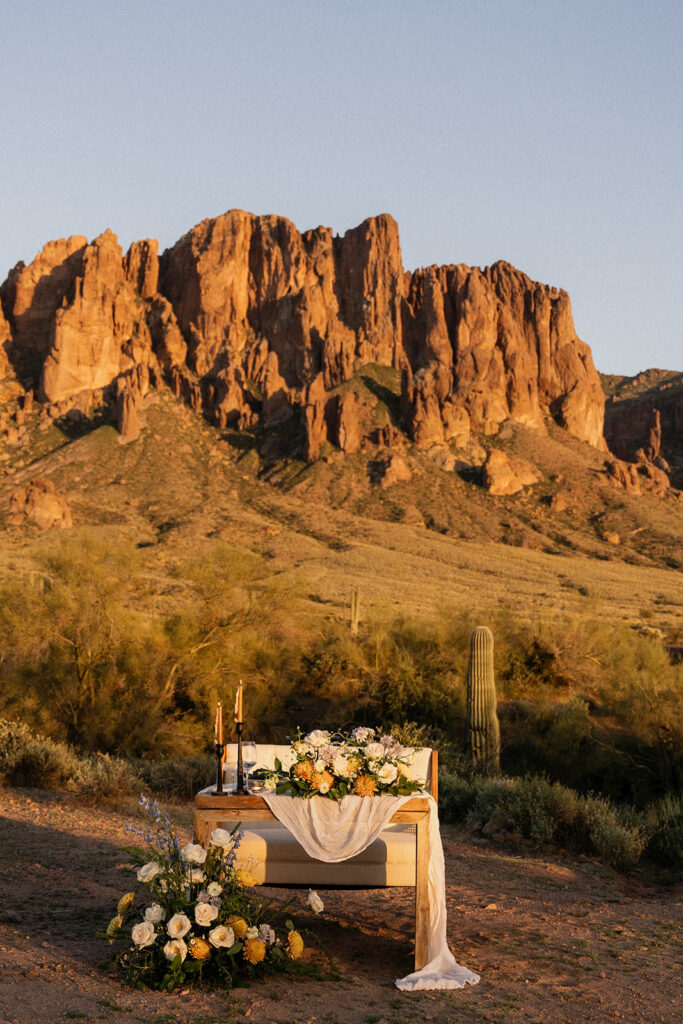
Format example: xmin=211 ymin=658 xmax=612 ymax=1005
xmin=212 ymin=744 xmax=433 ymax=887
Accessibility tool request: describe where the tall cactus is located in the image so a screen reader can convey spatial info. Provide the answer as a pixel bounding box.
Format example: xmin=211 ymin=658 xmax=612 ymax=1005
xmin=350 ymin=586 xmax=361 ymax=636
xmin=465 ymin=625 xmax=501 ymax=774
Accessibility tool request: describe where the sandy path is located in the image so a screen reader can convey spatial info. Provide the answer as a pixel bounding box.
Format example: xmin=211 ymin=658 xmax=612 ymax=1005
xmin=0 ymin=788 xmax=680 ymax=1024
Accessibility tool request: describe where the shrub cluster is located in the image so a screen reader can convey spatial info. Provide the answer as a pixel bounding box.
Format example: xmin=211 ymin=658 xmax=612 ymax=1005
xmin=438 ymin=768 xmax=682 ymax=872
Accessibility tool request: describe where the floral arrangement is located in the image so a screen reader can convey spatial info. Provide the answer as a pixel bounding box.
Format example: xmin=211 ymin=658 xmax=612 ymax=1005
xmin=267 ymin=727 xmax=424 ymax=800
xmin=104 ymin=796 xmax=321 ymax=991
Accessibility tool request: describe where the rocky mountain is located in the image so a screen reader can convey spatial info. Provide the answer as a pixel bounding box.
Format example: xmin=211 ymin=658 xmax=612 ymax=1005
xmin=0 ymin=210 xmax=679 ymax=501
xmin=602 ymin=370 xmax=683 ymax=491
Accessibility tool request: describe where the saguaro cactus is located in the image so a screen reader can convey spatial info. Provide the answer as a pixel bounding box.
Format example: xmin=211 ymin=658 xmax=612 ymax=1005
xmin=465 ymin=625 xmax=501 ymax=774
xmin=350 ymin=586 xmax=361 ymax=636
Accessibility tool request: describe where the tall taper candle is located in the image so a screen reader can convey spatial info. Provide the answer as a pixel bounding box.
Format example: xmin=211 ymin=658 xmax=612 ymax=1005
xmin=214 ymin=701 xmax=223 ymax=745
xmin=234 ymin=680 xmax=243 ymax=723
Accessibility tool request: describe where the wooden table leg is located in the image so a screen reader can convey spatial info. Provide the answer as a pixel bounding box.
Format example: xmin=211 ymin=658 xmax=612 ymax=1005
xmin=415 ymin=812 xmax=430 ymax=969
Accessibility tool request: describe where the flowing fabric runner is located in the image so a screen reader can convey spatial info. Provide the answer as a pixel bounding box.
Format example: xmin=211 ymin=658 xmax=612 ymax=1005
xmin=264 ymin=792 xmax=480 ymax=991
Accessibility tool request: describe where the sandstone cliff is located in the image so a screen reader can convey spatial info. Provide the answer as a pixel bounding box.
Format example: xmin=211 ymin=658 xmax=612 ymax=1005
xmin=602 ymin=370 xmax=683 ymax=490
xmin=0 ymin=210 xmax=607 ymax=460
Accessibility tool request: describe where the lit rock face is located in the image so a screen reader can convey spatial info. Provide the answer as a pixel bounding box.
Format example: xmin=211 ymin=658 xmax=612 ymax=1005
xmin=402 ymin=261 xmax=606 ymax=450
xmin=0 ymin=232 xmax=155 ymax=404
xmin=8 ymin=478 xmax=73 ymax=530
xmin=0 ymin=210 xmax=607 ymax=460
xmin=41 ymin=230 xmax=154 ymax=403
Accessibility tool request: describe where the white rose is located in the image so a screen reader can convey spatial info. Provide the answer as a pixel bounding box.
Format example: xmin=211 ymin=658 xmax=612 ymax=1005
xmin=318 ymin=782 xmax=330 ymax=794
xmin=306 ymin=889 xmax=324 ymax=915
xmin=164 ymin=937 xmax=187 ymax=962
xmin=332 ymin=754 xmax=351 ymax=777
xmin=377 ymin=763 xmax=398 ymax=784
xmin=207 ymin=882 xmax=223 ymax=897
xmin=305 ymin=729 xmax=330 ymax=748
xmin=195 ymin=902 xmax=219 ymax=927
xmin=180 ymin=842 xmax=207 ymax=864
xmin=187 ymin=868 xmax=205 ymax=884
xmin=210 ymin=828 xmax=233 ymax=850
xmin=167 ymin=913 xmax=192 ymax=938
xmin=314 ymin=758 xmax=325 ymax=771
xmin=259 ymin=923 xmax=275 ymax=944
xmin=209 ymin=924 xmax=235 ymax=948
xmin=364 ymin=742 xmax=385 ymax=760
xmin=136 ymin=861 xmax=161 ymax=883
xmin=245 ymin=925 xmax=259 ymax=939
xmin=144 ymin=903 xmax=166 ymax=924
xmin=131 ymin=920 xmax=157 ymax=948
xmin=263 ymin=776 xmax=276 ymax=792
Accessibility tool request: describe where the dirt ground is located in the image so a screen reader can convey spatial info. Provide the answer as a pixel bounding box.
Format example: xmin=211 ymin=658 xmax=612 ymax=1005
xmin=0 ymin=788 xmax=680 ymax=1024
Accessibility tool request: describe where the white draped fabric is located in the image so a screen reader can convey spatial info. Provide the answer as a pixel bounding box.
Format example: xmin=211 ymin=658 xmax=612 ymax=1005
xmin=264 ymin=792 xmax=480 ymax=991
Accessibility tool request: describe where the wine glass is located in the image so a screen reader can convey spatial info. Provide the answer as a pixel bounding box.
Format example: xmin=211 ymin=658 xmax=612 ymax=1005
xmin=242 ymin=742 xmax=257 ymax=790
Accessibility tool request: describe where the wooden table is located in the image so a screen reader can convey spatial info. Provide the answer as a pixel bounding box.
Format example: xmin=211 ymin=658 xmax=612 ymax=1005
xmin=193 ymin=792 xmax=433 ymax=970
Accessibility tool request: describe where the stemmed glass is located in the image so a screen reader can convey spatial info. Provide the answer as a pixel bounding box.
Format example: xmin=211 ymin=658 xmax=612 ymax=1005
xmin=242 ymin=742 xmax=257 ymax=791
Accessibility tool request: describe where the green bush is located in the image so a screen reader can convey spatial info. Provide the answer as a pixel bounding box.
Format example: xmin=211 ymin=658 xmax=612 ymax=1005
xmin=438 ymin=768 xmax=648 ymax=870
xmin=642 ymin=794 xmax=683 ymax=870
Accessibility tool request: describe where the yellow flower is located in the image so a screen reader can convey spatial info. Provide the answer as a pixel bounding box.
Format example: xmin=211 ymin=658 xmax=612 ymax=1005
xmin=106 ymin=915 xmax=123 ymax=941
xmin=117 ymin=892 xmax=135 ymax=915
xmin=310 ymin=769 xmax=333 ymax=792
xmin=243 ymin=938 xmax=266 ymax=964
xmin=188 ymin=936 xmax=211 ymax=960
xmin=353 ymin=774 xmax=377 ymax=797
xmin=227 ymin=916 xmax=248 ymax=939
xmin=235 ymin=868 xmax=258 ymax=888
xmin=287 ymin=930 xmax=304 ymax=959
xmin=347 ymin=755 xmax=363 ymax=775
xmin=293 ymin=760 xmax=314 ymax=782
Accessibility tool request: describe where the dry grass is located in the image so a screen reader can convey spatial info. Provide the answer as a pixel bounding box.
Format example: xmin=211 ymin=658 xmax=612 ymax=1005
xmin=0 ymin=390 xmax=681 ymax=639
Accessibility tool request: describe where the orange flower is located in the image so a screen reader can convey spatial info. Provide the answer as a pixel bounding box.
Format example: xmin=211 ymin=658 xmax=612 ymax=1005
xmin=235 ymin=868 xmax=258 ymax=887
xmin=293 ymin=760 xmax=314 ymax=782
xmin=310 ymin=770 xmax=333 ymax=792
xmin=188 ymin=936 xmax=211 ymax=960
xmin=227 ymin=916 xmax=248 ymax=939
xmin=287 ymin=930 xmax=304 ymax=959
xmin=353 ymin=774 xmax=377 ymax=797
xmin=243 ymin=938 xmax=266 ymax=964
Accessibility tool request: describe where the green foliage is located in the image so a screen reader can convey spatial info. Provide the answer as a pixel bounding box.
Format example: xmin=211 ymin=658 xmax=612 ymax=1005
xmin=438 ymin=769 xmax=648 ymax=870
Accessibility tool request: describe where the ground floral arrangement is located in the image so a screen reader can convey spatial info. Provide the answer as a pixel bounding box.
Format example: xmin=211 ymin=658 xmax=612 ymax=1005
xmin=265 ymin=727 xmax=425 ymax=799
xmin=103 ymin=796 xmax=323 ymax=992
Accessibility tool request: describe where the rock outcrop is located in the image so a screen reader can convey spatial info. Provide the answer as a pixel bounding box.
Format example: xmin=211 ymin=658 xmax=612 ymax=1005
xmin=8 ymin=478 xmax=72 ymax=529
xmin=483 ymin=449 xmax=541 ymax=496
xmin=603 ymin=370 xmax=683 ymax=490
xmin=0 ymin=209 xmax=610 ymax=466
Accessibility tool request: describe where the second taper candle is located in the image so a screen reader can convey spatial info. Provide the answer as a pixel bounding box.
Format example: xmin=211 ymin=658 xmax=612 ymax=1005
xmin=234 ymin=680 xmax=243 ymax=723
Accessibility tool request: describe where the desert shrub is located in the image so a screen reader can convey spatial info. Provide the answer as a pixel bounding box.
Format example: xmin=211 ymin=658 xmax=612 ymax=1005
xmin=74 ymin=752 xmax=142 ymax=801
xmin=138 ymin=754 xmax=215 ymax=801
xmin=438 ymin=768 xmax=647 ymax=869
xmin=0 ymin=717 xmax=81 ymax=789
xmin=642 ymin=794 xmax=683 ymax=870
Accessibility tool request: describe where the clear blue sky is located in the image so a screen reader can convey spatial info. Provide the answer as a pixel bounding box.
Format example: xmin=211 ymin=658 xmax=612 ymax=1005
xmin=1 ymin=0 xmax=681 ymax=375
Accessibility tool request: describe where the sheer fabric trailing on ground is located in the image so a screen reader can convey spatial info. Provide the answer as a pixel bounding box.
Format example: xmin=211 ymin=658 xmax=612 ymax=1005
xmin=264 ymin=792 xmax=480 ymax=991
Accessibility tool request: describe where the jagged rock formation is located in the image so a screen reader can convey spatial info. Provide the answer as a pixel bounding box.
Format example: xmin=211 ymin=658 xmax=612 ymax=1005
xmin=0 ymin=210 xmax=609 ymax=464
xmin=8 ymin=478 xmax=72 ymax=529
xmin=602 ymin=370 xmax=683 ymax=490
xmin=482 ymin=449 xmax=541 ymax=496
